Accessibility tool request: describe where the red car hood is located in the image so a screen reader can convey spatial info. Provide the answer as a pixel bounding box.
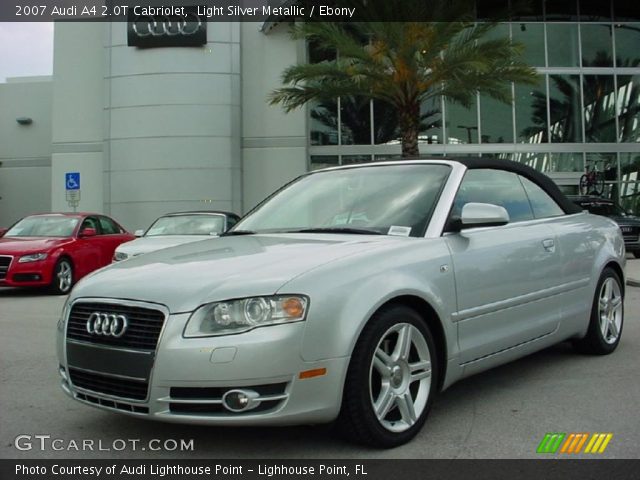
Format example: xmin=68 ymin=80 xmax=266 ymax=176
xmin=0 ymin=236 xmax=72 ymax=254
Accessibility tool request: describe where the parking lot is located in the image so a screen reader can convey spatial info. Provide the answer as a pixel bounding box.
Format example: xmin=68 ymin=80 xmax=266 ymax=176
xmin=1 ymin=269 xmax=639 ymax=459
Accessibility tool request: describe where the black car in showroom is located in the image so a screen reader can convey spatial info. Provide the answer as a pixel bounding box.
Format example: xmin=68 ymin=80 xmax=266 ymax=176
xmin=569 ymin=195 xmax=640 ymax=258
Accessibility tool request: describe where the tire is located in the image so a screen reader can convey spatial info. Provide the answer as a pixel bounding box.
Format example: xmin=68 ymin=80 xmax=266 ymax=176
xmin=338 ymin=304 xmax=438 ymax=448
xmin=633 ymin=251 xmax=640 ymax=259
xmin=573 ymin=267 xmax=624 ymax=355
xmin=50 ymin=258 xmax=74 ymax=295
xmin=593 ymin=172 xmax=605 ymax=196
xmin=579 ymin=174 xmax=589 ymax=196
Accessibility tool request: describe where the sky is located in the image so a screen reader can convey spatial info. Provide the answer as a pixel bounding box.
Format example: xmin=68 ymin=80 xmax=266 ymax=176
xmin=0 ymin=23 xmax=53 ymax=82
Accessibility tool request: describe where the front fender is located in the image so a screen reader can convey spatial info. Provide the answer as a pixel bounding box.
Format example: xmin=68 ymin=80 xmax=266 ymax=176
xmin=279 ymin=240 xmax=457 ymax=363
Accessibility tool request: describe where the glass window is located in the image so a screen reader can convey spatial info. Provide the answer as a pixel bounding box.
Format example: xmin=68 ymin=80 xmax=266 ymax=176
xmin=549 ymin=74 xmax=583 ymax=143
xmin=520 ymin=176 xmax=565 ymax=218
xmin=547 ymin=24 xmax=580 ymax=67
xmin=81 ymin=217 xmax=100 ymax=233
xmin=340 ymin=96 xmax=372 ymax=145
xmin=480 ymin=91 xmax=514 ymax=143
xmin=620 ymin=153 xmax=640 ymax=182
xmin=581 ymin=24 xmax=613 ymax=67
xmin=513 ymin=152 xmax=551 ymax=171
xmin=616 ymin=75 xmax=640 ymax=142
xmin=515 ymin=81 xmax=547 ymax=143
xmin=583 ymin=75 xmax=617 ymax=143
xmin=453 ymin=169 xmax=534 ymax=222
xmin=420 ymin=97 xmax=443 ymax=145
xmin=552 ymin=152 xmax=584 ymax=172
xmin=342 ymin=155 xmax=373 ymax=165
xmin=614 ymin=24 xmax=640 ymax=68
xmin=235 ymin=164 xmax=452 ymax=237
xmin=512 ymin=0 xmax=544 ymax=21
xmin=579 ymin=0 xmax=612 ymax=21
xmin=310 ymin=100 xmax=338 ymax=146
xmin=613 ymin=0 xmax=640 ymax=22
xmin=512 ymin=23 xmax=545 ymax=67
xmin=146 ymin=215 xmax=225 ymax=236
xmin=545 ymin=0 xmax=578 ymax=21
xmin=5 ymin=216 xmax=79 ymax=238
xmin=620 ymin=183 xmax=640 ymax=215
xmin=98 ymin=216 xmax=120 ymax=234
xmin=373 ymin=97 xmax=442 ymax=145
xmin=310 ymin=156 xmax=339 ymax=171
xmin=446 ymin=99 xmax=479 ymax=144
xmin=586 ymin=153 xmax=618 ymax=198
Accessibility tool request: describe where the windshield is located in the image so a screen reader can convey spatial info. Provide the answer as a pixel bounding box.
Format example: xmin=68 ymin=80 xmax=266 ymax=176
xmin=145 ymin=215 xmax=225 ymax=236
xmin=234 ymin=164 xmax=451 ymax=237
xmin=5 ymin=216 xmax=79 ymax=237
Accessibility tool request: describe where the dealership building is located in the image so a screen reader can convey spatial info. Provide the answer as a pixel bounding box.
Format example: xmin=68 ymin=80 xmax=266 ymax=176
xmin=1 ymin=0 xmax=639 ymax=230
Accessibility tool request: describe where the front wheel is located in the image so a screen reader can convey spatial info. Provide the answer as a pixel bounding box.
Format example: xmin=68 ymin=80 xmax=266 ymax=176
xmin=50 ymin=258 xmax=73 ymax=295
xmin=338 ymin=305 xmax=437 ymax=447
xmin=573 ymin=267 xmax=624 ymax=355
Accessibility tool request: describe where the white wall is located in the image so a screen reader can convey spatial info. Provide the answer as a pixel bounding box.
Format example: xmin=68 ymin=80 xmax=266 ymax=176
xmin=241 ymin=23 xmax=308 ymax=211
xmin=0 ymin=78 xmax=52 ymax=227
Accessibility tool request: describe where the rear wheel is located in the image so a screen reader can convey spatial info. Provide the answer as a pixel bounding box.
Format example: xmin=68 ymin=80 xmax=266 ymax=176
xmin=573 ymin=267 xmax=623 ymax=355
xmin=50 ymin=258 xmax=73 ymax=295
xmin=338 ymin=305 xmax=437 ymax=447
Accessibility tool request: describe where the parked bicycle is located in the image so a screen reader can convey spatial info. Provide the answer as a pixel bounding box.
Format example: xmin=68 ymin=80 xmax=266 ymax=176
xmin=579 ymin=164 xmax=605 ymax=196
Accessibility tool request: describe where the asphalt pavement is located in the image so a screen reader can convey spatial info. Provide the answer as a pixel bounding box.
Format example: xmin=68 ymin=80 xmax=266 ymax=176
xmin=1 ymin=260 xmax=639 ymax=459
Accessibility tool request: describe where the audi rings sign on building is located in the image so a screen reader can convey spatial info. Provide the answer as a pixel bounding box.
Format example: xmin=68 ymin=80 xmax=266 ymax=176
xmin=127 ymin=8 xmax=206 ymax=48
xmin=86 ymin=313 xmax=129 ymax=338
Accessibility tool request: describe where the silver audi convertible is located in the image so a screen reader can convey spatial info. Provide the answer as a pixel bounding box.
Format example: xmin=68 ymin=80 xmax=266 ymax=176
xmin=57 ymin=159 xmax=626 ymax=447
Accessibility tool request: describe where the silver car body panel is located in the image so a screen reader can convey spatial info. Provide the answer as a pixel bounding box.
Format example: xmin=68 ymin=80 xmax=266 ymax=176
xmin=57 ymin=160 xmax=626 ymax=424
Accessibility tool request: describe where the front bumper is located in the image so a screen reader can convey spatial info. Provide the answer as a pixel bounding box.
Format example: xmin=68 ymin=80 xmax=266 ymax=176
xmin=57 ymin=309 xmax=349 ymax=426
xmin=0 ymin=254 xmax=53 ymax=287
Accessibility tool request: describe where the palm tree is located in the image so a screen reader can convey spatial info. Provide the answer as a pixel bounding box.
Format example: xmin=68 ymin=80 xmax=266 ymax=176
xmin=269 ymin=0 xmax=539 ymax=158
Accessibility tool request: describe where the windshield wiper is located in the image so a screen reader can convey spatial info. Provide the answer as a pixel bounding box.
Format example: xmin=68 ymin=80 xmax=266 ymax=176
xmin=221 ymin=230 xmax=257 ymax=236
xmin=288 ymin=227 xmax=383 ymax=235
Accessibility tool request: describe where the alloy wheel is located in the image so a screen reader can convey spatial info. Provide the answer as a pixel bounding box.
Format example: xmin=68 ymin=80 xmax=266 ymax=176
xmin=598 ymin=277 xmax=623 ymax=344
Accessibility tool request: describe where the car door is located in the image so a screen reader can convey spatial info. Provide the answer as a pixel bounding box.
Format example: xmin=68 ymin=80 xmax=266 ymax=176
xmin=73 ymin=216 xmax=103 ymax=278
xmin=97 ymin=216 xmax=131 ymax=266
xmin=445 ymin=169 xmax=564 ymax=365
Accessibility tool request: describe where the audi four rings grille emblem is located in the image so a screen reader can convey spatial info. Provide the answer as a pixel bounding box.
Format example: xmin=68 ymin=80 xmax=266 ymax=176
xmin=132 ymin=14 xmax=203 ymax=37
xmin=86 ymin=313 xmax=128 ymax=338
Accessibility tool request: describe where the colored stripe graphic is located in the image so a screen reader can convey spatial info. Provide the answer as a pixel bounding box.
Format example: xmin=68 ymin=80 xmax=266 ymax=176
xmin=538 ymin=433 xmax=613 ymax=454
xmin=537 ymin=433 xmax=566 ymax=453
xmin=584 ymin=433 xmax=613 ymax=454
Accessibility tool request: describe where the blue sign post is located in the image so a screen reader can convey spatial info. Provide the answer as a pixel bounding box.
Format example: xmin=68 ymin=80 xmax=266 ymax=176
xmin=65 ymin=172 xmax=81 ymax=211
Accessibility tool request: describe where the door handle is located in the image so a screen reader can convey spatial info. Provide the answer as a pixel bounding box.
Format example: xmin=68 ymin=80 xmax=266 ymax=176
xmin=542 ymin=238 xmax=555 ymax=253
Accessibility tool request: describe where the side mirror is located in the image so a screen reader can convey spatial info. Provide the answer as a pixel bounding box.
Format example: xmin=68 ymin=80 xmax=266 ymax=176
xmin=449 ymin=203 xmax=510 ymax=232
xmin=79 ymin=227 xmax=97 ymax=238
xmin=134 ymin=229 xmax=144 ymax=237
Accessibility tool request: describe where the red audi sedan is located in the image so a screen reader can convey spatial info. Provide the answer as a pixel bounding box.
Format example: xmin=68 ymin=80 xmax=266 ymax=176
xmin=0 ymin=213 xmax=135 ymax=294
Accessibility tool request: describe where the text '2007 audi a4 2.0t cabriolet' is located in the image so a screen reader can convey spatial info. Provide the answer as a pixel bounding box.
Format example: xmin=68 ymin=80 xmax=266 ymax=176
xmin=57 ymin=159 xmax=626 ymax=447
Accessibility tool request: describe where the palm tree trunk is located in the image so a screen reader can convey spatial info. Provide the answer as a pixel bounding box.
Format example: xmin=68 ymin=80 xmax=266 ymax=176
xmin=399 ymin=102 xmax=420 ymax=158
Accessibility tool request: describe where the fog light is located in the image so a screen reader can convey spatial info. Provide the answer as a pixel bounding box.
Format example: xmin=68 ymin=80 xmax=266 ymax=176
xmin=221 ymin=389 xmax=260 ymax=412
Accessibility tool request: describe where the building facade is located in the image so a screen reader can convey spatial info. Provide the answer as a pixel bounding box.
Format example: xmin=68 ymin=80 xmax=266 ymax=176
xmin=0 ymin=0 xmax=639 ymax=230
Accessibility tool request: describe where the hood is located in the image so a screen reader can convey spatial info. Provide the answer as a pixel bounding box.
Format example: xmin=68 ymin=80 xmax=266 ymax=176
xmin=72 ymin=233 xmax=396 ymax=313
xmin=117 ymin=235 xmax=216 ymax=257
xmin=0 ymin=236 xmax=72 ymax=254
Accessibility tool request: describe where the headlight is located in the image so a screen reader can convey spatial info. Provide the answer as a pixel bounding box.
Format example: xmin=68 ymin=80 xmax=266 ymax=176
xmin=113 ymin=251 xmax=129 ymax=262
xmin=57 ymin=297 xmax=71 ymax=332
xmin=183 ymin=295 xmax=309 ymax=337
xmin=19 ymin=253 xmax=48 ymax=263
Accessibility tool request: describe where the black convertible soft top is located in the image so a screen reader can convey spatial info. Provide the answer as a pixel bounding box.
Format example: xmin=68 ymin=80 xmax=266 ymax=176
xmin=447 ymin=157 xmax=582 ymax=215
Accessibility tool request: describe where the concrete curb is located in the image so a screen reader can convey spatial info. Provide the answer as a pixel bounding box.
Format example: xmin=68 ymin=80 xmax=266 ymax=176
xmin=627 ymin=278 xmax=640 ymax=288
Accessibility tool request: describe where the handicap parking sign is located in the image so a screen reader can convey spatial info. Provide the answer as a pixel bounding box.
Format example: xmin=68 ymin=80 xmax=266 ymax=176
xmin=65 ymin=172 xmax=80 ymax=191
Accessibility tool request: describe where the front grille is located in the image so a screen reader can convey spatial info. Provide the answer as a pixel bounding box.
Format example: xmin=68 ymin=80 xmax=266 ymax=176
xmin=0 ymin=255 xmax=12 ymax=280
xmin=66 ymin=302 xmax=165 ymax=351
xmin=76 ymin=392 xmax=149 ymax=414
xmin=69 ymin=367 xmax=148 ymax=400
